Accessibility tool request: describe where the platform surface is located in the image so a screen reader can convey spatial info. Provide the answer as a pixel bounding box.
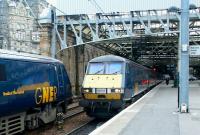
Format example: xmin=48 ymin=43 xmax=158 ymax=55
xmin=90 ymin=81 xmax=200 ymax=135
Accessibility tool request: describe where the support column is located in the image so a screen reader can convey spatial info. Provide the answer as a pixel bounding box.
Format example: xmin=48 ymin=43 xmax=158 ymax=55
xmin=179 ymin=0 xmax=189 ymax=113
xmin=51 ymin=7 xmax=57 ymax=58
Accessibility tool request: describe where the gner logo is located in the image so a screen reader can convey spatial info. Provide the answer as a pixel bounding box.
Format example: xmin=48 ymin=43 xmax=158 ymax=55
xmin=35 ymin=86 xmax=57 ymax=104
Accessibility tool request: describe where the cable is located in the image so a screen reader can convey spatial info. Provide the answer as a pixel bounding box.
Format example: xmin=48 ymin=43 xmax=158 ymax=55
xmin=88 ymin=0 xmax=105 ymax=13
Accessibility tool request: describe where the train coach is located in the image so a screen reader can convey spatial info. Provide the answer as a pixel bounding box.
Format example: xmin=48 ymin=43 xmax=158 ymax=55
xmin=79 ymin=55 xmax=160 ymax=117
xmin=0 ymin=49 xmax=72 ymax=134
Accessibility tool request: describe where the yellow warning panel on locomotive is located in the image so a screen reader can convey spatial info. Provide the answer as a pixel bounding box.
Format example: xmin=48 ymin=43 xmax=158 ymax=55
xmin=83 ymin=74 xmax=123 ymax=88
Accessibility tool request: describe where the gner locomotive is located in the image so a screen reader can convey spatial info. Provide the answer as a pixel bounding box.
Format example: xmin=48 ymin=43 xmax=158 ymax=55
xmin=0 ymin=50 xmax=72 ymax=134
xmin=80 ymin=55 xmax=159 ymax=117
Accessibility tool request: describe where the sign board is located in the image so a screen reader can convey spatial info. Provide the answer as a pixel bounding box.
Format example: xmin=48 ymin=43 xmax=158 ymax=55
xmin=32 ymin=32 xmax=40 ymax=43
xmin=182 ymin=44 xmax=188 ymax=52
xmin=190 ymin=45 xmax=200 ymax=56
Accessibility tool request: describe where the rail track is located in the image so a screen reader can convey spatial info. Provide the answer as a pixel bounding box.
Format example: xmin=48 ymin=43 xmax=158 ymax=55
xmin=64 ymin=104 xmax=85 ymax=119
xmin=25 ymin=102 xmax=91 ymax=135
xmin=65 ymin=119 xmax=107 ymax=135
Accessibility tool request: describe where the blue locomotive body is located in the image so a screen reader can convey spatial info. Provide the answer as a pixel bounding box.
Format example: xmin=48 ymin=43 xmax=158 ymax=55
xmin=80 ymin=55 xmax=160 ymax=117
xmin=0 ymin=50 xmax=72 ymax=134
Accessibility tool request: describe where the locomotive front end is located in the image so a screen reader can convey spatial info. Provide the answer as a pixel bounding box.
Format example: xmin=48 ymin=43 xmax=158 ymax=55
xmin=80 ymin=61 xmax=125 ymax=117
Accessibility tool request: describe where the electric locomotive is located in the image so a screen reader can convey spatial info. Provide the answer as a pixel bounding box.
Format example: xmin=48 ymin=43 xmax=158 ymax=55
xmin=80 ymin=55 xmax=159 ymax=117
xmin=0 ymin=49 xmax=72 ymax=134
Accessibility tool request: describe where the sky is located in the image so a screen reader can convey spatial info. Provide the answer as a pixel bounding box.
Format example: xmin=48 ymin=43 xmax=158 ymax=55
xmin=47 ymin=0 xmax=200 ymax=15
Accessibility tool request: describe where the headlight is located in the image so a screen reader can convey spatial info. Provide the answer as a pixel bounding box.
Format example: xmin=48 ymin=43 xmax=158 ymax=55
xmin=84 ymin=89 xmax=89 ymax=93
xmin=83 ymin=88 xmax=92 ymax=93
xmin=111 ymin=89 xmax=124 ymax=93
xmin=115 ymin=89 xmax=121 ymax=93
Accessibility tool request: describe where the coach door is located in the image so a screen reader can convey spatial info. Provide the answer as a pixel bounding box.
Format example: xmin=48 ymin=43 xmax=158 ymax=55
xmin=56 ymin=65 xmax=65 ymax=98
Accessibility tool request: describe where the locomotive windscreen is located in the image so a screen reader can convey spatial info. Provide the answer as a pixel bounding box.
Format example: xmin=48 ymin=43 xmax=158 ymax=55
xmin=87 ymin=62 xmax=122 ymax=74
xmin=88 ymin=63 xmax=104 ymax=74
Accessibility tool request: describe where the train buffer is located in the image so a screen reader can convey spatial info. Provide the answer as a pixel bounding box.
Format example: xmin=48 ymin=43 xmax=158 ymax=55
xmin=90 ymin=81 xmax=200 ymax=135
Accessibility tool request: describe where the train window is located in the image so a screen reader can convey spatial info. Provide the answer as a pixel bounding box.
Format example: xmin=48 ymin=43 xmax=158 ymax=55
xmin=0 ymin=64 xmax=7 ymax=81
xmin=106 ymin=62 xmax=122 ymax=74
xmin=88 ymin=63 xmax=104 ymax=74
xmin=31 ymin=64 xmax=50 ymax=84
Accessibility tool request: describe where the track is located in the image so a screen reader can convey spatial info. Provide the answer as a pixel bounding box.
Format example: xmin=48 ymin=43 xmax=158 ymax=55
xmin=65 ymin=119 xmax=108 ymax=135
xmin=64 ymin=103 xmax=85 ymax=119
xmin=26 ymin=102 xmax=92 ymax=135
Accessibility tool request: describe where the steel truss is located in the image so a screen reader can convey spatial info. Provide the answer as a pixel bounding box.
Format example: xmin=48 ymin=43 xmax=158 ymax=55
xmin=50 ymin=7 xmax=200 ymax=65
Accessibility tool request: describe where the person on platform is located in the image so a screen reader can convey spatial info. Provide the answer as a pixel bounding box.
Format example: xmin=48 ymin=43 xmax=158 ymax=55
xmin=166 ymin=77 xmax=169 ymax=85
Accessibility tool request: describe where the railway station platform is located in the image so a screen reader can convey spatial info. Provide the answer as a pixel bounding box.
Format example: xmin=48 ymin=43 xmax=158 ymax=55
xmin=90 ymin=81 xmax=200 ymax=135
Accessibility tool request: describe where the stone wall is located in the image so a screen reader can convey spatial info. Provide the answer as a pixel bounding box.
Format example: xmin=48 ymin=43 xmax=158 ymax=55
xmin=39 ymin=24 xmax=52 ymax=56
xmin=0 ymin=0 xmax=40 ymax=54
xmin=57 ymin=45 xmax=108 ymax=96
